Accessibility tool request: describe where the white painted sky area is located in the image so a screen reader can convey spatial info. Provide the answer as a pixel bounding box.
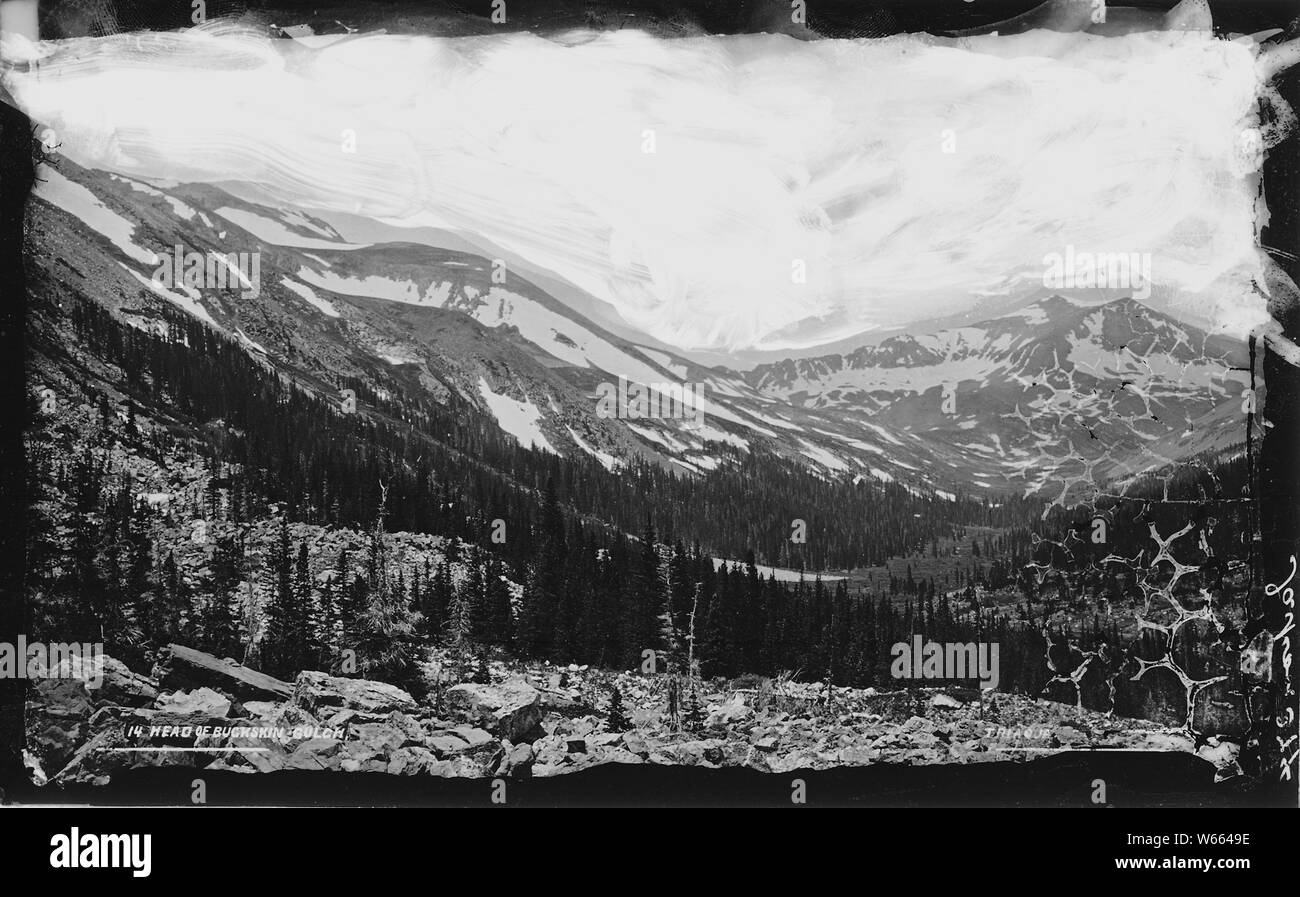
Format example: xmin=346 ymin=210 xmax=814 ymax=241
xmin=4 ymin=25 xmax=1282 ymax=351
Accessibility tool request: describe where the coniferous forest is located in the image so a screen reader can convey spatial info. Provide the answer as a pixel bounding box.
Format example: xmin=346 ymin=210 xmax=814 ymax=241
xmin=26 ymin=293 xmax=1256 ymax=702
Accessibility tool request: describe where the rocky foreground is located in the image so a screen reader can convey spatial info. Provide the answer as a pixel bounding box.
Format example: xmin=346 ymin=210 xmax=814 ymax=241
xmin=24 ymin=644 xmax=1243 ymax=786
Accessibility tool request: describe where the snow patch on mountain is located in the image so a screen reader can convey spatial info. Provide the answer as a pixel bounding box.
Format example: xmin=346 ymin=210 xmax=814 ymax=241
xmin=109 ymin=174 xmax=199 ymax=221
xmin=120 ymin=264 xmax=216 ymax=326
xmin=626 ymin=422 xmax=690 ymax=453
xmin=817 ymin=429 xmax=885 ymax=455
xmin=280 ymin=210 xmax=336 ymax=239
xmin=477 ymin=378 xmax=557 ymax=454
xmin=695 ymin=394 xmax=778 ymax=438
xmin=38 ymin=168 xmax=158 ymax=265
xmin=789 ymin=355 xmax=1002 ymax=401
xmin=216 ymin=208 xmax=369 ymax=250
xmin=463 ymin=288 xmax=665 ymax=383
xmin=688 ymin=455 xmax=721 ymax=471
xmin=637 ymin=346 xmax=688 ymax=378
xmin=280 ymin=278 xmax=340 ymax=317
xmin=298 ymin=267 xmax=446 ymax=304
xmin=712 ymin=558 xmax=844 ymax=583
xmin=235 ymin=329 xmax=268 ymax=354
xmin=566 ymin=427 xmax=620 ymax=471
xmin=862 ymin=422 xmax=904 ymax=447
xmin=798 ymin=439 xmax=849 ymax=472
xmin=692 ymin=423 xmax=749 ymax=451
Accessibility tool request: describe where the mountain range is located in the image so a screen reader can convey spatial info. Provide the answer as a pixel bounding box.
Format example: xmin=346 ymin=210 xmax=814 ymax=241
xmin=28 ymin=156 xmax=1255 ymax=508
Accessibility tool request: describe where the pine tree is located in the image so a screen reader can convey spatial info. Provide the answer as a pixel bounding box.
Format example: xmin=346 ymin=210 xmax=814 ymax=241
xmin=482 ymin=556 xmax=515 ymax=647
xmin=354 ymin=488 xmax=424 ymax=694
xmin=464 ymin=557 xmax=490 ymax=644
xmin=202 ymin=533 xmax=244 ymax=658
xmin=294 ymin=541 xmax=327 ymax=668
xmin=444 ymin=579 xmax=473 ymax=652
xmin=205 ymin=466 xmax=223 ymax=521
xmin=261 ymin=519 xmax=309 ymax=678
xmin=605 ymin=684 xmax=631 ymax=733
xmin=472 ymin=648 xmax=492 ymax=684
xmin=629 ymin=517 xmax=673 ymax=669
xmin=148 ymin=550 xmax=186 ymax=646
xmin=518 ymin=478 xmax=565 ymax=658
xmin=424 ymin=561 xmax=453 ymax=638
xmin=683 ymin=687 xmax=704 ymax=731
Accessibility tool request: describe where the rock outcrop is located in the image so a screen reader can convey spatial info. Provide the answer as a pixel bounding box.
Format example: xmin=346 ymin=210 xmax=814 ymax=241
xmin=26 ymin=643 xmax=1225 ymax=786
xmin=293 ymin=671 xmax=418 ymax=715
xmin=152 ymin=644 xmax=292 ymax=702
xmin=445 ymin=682 xmax=542 ymax=743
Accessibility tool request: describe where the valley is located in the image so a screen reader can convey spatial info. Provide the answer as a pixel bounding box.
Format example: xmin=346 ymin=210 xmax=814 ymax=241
xmin=15 ymin=149 xmax=1265 ymax=788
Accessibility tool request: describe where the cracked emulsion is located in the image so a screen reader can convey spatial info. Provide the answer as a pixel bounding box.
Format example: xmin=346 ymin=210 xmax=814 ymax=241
xmin=995 ymin=316 xmax=1262 ymax=742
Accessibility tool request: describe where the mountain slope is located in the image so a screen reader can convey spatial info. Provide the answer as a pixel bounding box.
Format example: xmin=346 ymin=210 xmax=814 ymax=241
xmin=28 ymin=157 xmax=1256 ymax=507
xmin=747 ymin=295 xmax=1255 ymax=501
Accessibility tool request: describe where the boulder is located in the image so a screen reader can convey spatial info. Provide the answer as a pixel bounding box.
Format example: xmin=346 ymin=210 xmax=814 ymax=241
xmin=530 ymin=735 xmax=569 ymax=770
xmin=49 ymin=654 xmax=158 ymax=708
xmin=621 ymin=732 xmax=650 ymax=756
xmin=52 ymin=724 xmax=203 ymax=785
xmin=152 ymin=644 xmax=291 ymax=702
xmin=284 ymin=737 xmax=344 ymax=771
xmin=658 ymin=739 xmax=727 ymax=767
xmin=264 ymin=705 xmax=322 ymax=751
xmin=1053 ymin=725 xmax=1087 ymax=746
xmin=27 ymin=654 xmax=159 ymax=773
xmin=387 ymin=746 xmax=445 ymax=776
xmin=450 ymin=726 xmax=493 ymax=748
xmin=156 ymin=687 xmax=232 ymax=719
xmin=499 ymin=742 xmax=535 ymax=778
xmin=386 ymin=711 xmax=427 ymax=745
xmin=30 ymin=676 xmax=95 ymax=721
xmin=439 ymin=739 xmax=505 ymax=777
xmin=427 ymin=732 xmax=474 ymax=756
xmin=838 ymin=745 xmax=878 ymax=765
xmin=27 ymin=715 xmax=89 ymax=774
xmin=705 ymin=696 xmax=753 ymax=728
xmin=349 ymin=722 xmax=416 ymax=756
xmin=446 ymin=682 xmax=542 ymax=743
xmin=242 ymin=701 xmax=279 ymax=719
xmin=124 ymin=705 xmax=233 ymax=735
xmin=553 ymin=716 xmax=597 ymax=738
xmin=424 ymin=724 xmax=491 ymax=754
xmin=293 ymin=671 xmax=417 ymax=715
xmin=340 ymin=736 xmax=393 ymax=773
xmin=539 ymin=689 xmax=582 ymax=712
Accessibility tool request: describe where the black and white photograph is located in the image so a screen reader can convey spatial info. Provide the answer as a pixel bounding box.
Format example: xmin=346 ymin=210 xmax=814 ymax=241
xmin=0 ymin=0 xmax=1297 ymax=859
